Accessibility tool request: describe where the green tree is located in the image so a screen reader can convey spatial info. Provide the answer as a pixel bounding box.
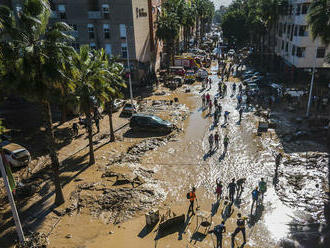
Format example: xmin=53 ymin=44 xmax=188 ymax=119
xmin=307 ymin=0 xmax=330 ymax=46
xmin=156 ymin=11 xmax=180 ymax=66
xmin=0 ymin=0 xmax=75 ymax=206
xmin=100 ymin=56 xmax=126 ymax=142
xmin=71 ymin=46 xmax=122 ymax=163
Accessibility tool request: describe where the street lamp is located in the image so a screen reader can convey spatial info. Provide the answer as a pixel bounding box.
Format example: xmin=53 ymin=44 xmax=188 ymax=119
xmin=125 ymin=25 xmax=134 ymax=108
xmin=306 ymin=44 xmax=318 ymax=117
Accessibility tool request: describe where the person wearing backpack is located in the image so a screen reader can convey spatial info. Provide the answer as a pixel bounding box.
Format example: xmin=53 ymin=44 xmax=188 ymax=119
xmin=251 ymin=187 xmax=260 ymax=213
xmin=187 ymin=187 xmax=197 ymax=215
xmin=209 ymin=221 xmax=226 ymax=248
xmin=258 ymin=178 xmax=267 ymax=201
xmin=231 ymin=213 xmax=248 ymax=247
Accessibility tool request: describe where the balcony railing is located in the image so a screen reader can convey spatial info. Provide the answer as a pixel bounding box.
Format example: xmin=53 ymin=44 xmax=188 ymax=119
xmin=88 ymin=11 xmax=101 ymax=19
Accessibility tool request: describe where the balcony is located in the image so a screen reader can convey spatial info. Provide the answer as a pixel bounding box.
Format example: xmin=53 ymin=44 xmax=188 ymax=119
xmin=88 ymin=11 xmax=101 ymax=19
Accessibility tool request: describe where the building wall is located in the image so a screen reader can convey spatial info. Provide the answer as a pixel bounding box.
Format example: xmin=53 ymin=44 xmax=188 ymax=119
xmin=132 ymin=0 xmax=151 ymax=64
xmin=274 ymin=0 xmax=330 ymax=69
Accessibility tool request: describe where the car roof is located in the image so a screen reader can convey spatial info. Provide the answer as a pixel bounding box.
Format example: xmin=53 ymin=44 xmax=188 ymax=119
xmin=2 ymin=143 xmax=26 ymax=152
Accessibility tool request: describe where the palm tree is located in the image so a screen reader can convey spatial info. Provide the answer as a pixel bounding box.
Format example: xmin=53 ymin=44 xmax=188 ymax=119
xmin=102 ymin=57 xmax=126 ymax=142
xmin=156 ymin=12 xmax=180 ymax=66
xmin=0 ymin=0 xmax=75 ymax=206
xmin=182 ymin=2 xmax=196 ymax=51
xmin=307 ymin=0 xmax=330 ymax=46
xmin=71 ymin=46 xmax=121 ymax=163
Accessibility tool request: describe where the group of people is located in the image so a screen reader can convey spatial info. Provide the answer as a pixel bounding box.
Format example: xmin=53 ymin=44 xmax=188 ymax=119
xmin=187 ymin=176 xmax=268 ymax=248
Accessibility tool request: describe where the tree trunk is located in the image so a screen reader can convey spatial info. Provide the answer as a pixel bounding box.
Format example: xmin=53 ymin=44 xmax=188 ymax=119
xmin=61 ymin=103 xmax=67 ymax=124
xmin=85 ymin=110 xmax=95 ymax=165
xmin=42 ymin=101 xmax=64 ymax=206
xmin=108 ymin=101 xmax=115 ymax=142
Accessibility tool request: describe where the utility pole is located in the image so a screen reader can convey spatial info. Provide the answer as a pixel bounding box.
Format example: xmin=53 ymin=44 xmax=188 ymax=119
xmin=125 ymin=25 xmax=134 ymax=107
xmin=0 ymin=154 xmax=25 ymax=243
xmin=306 ymin=44 xmax=318 ymax=117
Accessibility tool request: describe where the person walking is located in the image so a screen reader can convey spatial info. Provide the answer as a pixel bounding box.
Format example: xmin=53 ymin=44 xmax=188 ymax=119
xmin=201 ymin=94 xmax=206 ymax=107
xmin=232 ymin=83 xmax=236 ymax=93
xmin=228 ymin=178 xmax=237 ymax=202
xmin=93 ymin=108 xmax=102 ymax=133
xmin=236 ymin=178 xmax=246 ymax=196
xmin=258 ymin=178 xmax=267 ymax=201
xmin=187 ymin=187 xmax=197 ymax=215
xmin=209 ymin=100 xmax=213 ymax=115
xmin=223 ymin=135 xmax=229 ymax=151
xmin=216 ymin=178 xmax=223 ymax=200
xmin=214 ymin=131 xmax=220 ymax=149
xmin=251 ymin=187 xmax=260 ymax=213
xmin=231 ymin=213 xmax=248 ymax=247
xmin=224 ymin=111 xmax=230 ymax=124
xmin=206 ymin=93 xmax=211 ymax=104
xmin=209 ymin=221 xmax=226 ymax=248
xmin=209 ymin=133 xmax=214 ymax=151
xmin=239 ymin=108 xmax=243 ymax=123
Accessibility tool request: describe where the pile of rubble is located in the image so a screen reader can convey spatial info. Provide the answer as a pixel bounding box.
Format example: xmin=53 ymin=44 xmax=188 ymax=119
xmin=109 ymin=134 xmax=178 ymax=165
xmin=67 ymin=182 xmax=164 ymax=224
xmin=276 ymin=152 xmax=329 ymax=220
xmin=15 ymin=232 xmax=48 ymax=248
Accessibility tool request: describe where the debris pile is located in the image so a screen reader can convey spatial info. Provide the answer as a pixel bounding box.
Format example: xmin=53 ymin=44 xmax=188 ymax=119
xmin=15 ymin=232 xmax=49 ymax=248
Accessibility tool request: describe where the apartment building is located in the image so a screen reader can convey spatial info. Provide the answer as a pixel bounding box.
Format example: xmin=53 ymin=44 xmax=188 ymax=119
xmin=1 ymin=0 xmax=161 ymax=84
xmin=274 ymin=0 xmax=330 ymax=80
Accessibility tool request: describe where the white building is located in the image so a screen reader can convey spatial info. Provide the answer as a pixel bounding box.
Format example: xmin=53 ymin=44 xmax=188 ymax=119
xmin=274 ymin=0 xmax=330 ymax=71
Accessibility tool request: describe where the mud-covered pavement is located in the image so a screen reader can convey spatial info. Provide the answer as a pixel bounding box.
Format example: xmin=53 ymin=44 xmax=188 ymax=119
xmin=99 ymin=62 xmax=329 ymax=248
xmin=7 ymin=63 xmax=328 ymax=248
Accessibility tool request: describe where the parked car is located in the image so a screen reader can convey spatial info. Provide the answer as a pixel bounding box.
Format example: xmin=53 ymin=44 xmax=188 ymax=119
xmin=130 ymin=114 xmax=174 ymax=133
xmin=185 ymin=70 xmax=196 ymax=84
xmin=0 ymin=142 xmax=31 ymax=168
xmin=120 ymin=103 xmax=137 ymax=117
xmin=228 ymin=49 xmax=235 ymax=56
xmin=197 ymin=68 xmax=208 ymax=80
xmin=246 ymin=82 xmax=260 ymax=93
xmin=173 ymin=76 xmax=184 ymax=87
xmin=169 ymin=66 xmax=185 ymax=76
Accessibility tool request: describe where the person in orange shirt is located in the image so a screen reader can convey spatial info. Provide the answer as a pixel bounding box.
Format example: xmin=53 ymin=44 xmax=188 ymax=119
xmin=188 ymin=187 xmax=198 ymax=215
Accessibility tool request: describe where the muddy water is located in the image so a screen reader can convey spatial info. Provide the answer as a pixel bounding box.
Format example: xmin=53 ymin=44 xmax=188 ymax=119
xmin=138 ymin=63 xmax=329 ymax=247
xmin=45 ymin=63 xmax=328 ymax=248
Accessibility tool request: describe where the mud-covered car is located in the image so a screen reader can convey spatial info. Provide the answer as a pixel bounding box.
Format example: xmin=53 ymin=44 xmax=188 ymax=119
xmin=0 ymin=142 xmax=31 ymax=168
xmin=129 ymin=114 xmax=173 ymax=133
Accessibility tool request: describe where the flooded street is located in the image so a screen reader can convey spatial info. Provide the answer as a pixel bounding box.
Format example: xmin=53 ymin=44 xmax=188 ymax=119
xmin=134 ymin=63 xmax=329 ymax=247
xmin=30 ymin=63 xmax=328 ymax=248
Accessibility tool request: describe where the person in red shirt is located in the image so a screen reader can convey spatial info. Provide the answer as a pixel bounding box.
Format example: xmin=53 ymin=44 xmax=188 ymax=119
xmin=188 ymin=187 xmax=197 ymax=215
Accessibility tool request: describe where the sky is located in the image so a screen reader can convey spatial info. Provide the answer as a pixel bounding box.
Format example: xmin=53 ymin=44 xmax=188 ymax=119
xmin=212 ymin=0 xmax=232 ymax=9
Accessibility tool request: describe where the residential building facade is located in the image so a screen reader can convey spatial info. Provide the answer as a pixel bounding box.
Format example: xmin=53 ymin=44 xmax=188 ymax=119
xmin=1 ymin=0 xmax=162 ymax=84
xmin=274 ymin=0 xmax=330 ymax=80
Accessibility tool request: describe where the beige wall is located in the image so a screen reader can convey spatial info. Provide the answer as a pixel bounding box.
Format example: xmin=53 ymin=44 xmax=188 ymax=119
xmin=132 ymin=0 xmax=151 ymax=63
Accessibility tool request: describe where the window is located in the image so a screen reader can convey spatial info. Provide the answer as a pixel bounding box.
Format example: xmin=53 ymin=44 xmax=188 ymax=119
xmin=121 ymin=43 xmax=128 ymax=58
xmin=298 ymin=26 xmax=307 ymax=36
xmin=88 ymin=0 xmax=99 ymax=11
xmin=57 ymin=4 xmax=66 ymax=19
xmin=296 ymin=4 xmax=301 ymax=15
xmin=102 ymin=4 xmax=110 ymax=18
xmin=296 ymin=47 xmax=305 ymax=57
xmin=285 ymin=42 xmax=288 ymax=52
xmin=281 ymin=40 xmax=284 ymax=50
xmin=316 ymin=47 xmax=326 ymax=58
xmin=105 ymin=44 xmax=112 ymax=55
xmin=294 ymin=25 xmax=298 ymax=36
xmin=302 ymin=3 xmax=310 ymax=14
xmin=291 ymin=45 xmax=296 ymax=56
xmin=278 ymin=23 xmax=283 ymax=36
xmin=90 ymin=42 xmax=96 ymax=49
xmin=103 ymin=24 xmax=110 ymax=39
xmin=120 ymin=24 xmax=126 ymax=39
xmin=88 ymin=24 xmax=94 ymax=39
